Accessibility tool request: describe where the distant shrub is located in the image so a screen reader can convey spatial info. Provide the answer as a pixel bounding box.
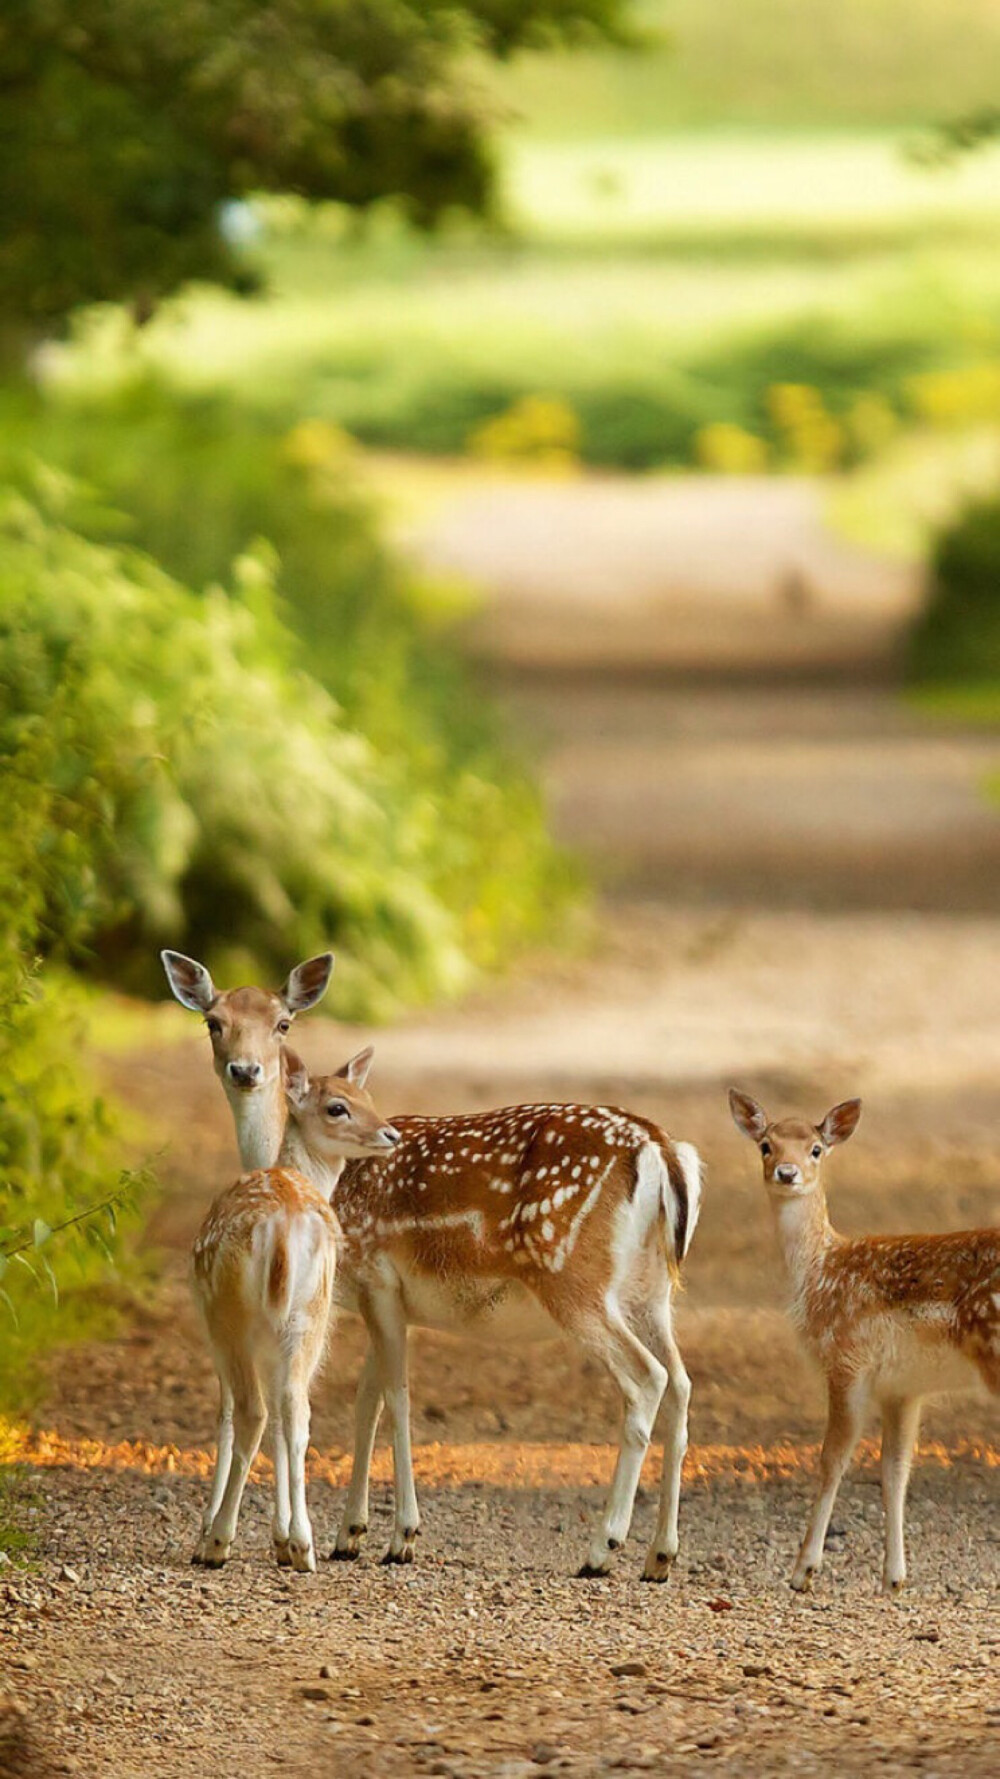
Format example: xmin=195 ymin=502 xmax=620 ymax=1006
xmin=906 ymin=361 xmax=1000 ymax=427
xmin=909 ymin=494 xmax=1000 ymax=682
xmin=766 ymin=383 xmax=844 ymax=472
xmin=0 ymin=478 xmax=570 ymax=1014
xmin=695 ymin=422 xmax=769 ymax=474
xmin=468 ymin=395 xmax=581 ymax=469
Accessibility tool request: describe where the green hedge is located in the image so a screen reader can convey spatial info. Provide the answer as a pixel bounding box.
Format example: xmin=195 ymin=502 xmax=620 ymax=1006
xmin=909 ymin=494 xmax=1000 ymax=683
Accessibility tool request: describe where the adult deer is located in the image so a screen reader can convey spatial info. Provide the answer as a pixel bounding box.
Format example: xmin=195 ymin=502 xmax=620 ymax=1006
xmin=192 ymin=1047 xmax=398 ymax=1572
xmin=729 ymin=1088 xmax=1000 ymax=1594
xmin=164 ymin=950 xmax=703 ymax=1580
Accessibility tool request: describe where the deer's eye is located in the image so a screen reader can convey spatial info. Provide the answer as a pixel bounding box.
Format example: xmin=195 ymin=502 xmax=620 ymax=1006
xmin=811 ymin=1144 xmax=823 ymax=1159
xmin=205 ymin=1017 xmax=222 ymax=1038
xmin=760 ymin=1141 xmax=771 ymax=1158
xmin=276 ymin=1018 xmax=291 ymax=1035
xmin=325 ymin=1101 xmax=348 ymax=1119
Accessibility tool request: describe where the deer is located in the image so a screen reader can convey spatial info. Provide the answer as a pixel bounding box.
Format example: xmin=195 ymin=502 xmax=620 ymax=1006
xmin=191 ymin=1045 xmax=399 ymax=1572
xmin=163 ymin=949 xmax=703 ymax=1581
xmin=729 ymin=1088 xmax=1000 ymax=1595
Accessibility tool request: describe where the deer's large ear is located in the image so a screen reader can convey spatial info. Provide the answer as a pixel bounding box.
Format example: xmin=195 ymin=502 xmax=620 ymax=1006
xmin=283 ymin=1048 xmax=310 ymax=1108
xmin=161 ymin=950 xmax=218 ymax=1012
xmin=729 ymin=1088 xmax=769 ymax=1142
xmin=281 ymin=953 xmax=334 ymax=1014
xmin=336 ymin=1045 xmax=374 ymax=1089
xmin=819 ymin=1099 xmax=862 ymax=1147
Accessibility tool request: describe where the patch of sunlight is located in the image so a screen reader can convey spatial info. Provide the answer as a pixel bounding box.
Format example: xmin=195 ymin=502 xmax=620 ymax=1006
xmin=828 ymin=425 xmax=1000 ymax=563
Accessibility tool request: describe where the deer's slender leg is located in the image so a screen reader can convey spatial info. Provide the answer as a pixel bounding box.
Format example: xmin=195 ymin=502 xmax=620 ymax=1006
xmin=270 ymin=1377 xmax=293 ymax=1567
xmin=634 ymin=1291 xmax=691 ymax=1583
xmin=204 ymin=1371 xmax=266 ymax=1568
xmin=363 ymin=1287 xmax=419 ymax=1563
xmin=880 ymin=1395 xmax=921 ymax=1595
xmin=791 ymin=1374 xmax=869 ymax=1591
xmin=560 ymin=1299 xmax=666 ymax=1576
xmin=193 ymin=1372 xmax=235 ymax=1564
xmin=332 ymin=1346 xmax=383 ymax=1559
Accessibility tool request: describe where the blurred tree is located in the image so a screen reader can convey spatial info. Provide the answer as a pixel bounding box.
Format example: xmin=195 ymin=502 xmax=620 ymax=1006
xmin=0 ymin=0 xmax=633 ymax=345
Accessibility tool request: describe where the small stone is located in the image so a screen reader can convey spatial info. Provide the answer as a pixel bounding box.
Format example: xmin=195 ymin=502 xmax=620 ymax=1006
xmin=610 ymin=1659 xmax=648 ymax=1678
xmin=60 ymin=1566 xmax=81 ymax=1585
xmin=319 ymin=1665 xmax=333 ymax=1680
xmin=300 ymin=1686 xmax=330 ymax=1702
xmin=531 ymin=1745 xmax=559 ymax=1767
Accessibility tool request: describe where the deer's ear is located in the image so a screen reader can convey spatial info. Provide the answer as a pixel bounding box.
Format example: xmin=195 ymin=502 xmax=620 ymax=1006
xmin=336 ymin=1045 xmax=374 ymax=1089
xmin=819 ymin=1099 xmax=862 ymax=1147
xmin=281 ymin=953 xmax=334 ymax=1014
xmin=283 ymin=1048 xmax=310 ymax=1108
xmin=161 ymin=950 xmax=218 ymax=1012
xmin=729 ymin=1088 xmax=769 ymax=1142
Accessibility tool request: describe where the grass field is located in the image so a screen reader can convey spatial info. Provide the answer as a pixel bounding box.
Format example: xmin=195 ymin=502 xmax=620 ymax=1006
xmin=480 ymin=0 xmax=1000 ymax=134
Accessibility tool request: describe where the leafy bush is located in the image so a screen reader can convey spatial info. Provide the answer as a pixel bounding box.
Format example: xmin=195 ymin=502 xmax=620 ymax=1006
xmin=909 ymin=494 xmax=1000 ymax=682
xmin=0 ymin=476 xmax=570 ymax=1014
xmin=0 ymin=717 xmax=144 ymax=1406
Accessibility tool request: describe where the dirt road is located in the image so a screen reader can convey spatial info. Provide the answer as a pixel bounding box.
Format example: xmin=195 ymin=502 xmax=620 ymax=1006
xmin=3 ymin=475 xmax=999 ymax=1779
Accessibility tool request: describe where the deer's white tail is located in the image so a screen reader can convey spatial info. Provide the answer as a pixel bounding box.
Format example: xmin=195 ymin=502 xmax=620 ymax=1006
xmin=256 ymin=1208 xmax=337 ymax=1336
xmin=661 ymin=1140 xmax=703 ymax=1271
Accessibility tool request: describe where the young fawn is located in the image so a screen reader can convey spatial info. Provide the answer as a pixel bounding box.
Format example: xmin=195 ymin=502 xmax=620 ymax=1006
xmin=730 ymin=1088 xmax=1000 ymax=1594
xmin=191 ymin=1046 xmax=399 ymax=1572
xmin=164 ymin=949 xmax=703 ymax=1581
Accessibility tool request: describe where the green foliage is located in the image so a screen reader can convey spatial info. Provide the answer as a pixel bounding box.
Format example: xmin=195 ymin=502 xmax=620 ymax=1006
xmin=909 ymin=495 xmax=1000 ymax=683
xmin=0 ymin=462 xmax=570 ymax=1013
xmin=0 ymin=0 xmax=633 ymax=333
xmin=0 ymin=718 xmax=147 ymax=1404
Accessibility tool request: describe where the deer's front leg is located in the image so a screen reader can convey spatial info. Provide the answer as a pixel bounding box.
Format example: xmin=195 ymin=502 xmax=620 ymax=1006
xmin=792 ymin=1375 xmax=868 ymax=1592
xmin=332 ymin=1346 xmax=383 ymax=1560
xmin=364 ymin=1286 xmax=420 ymax=1564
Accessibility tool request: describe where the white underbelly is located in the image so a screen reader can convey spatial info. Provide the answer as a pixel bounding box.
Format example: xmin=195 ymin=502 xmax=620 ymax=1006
xmin=875 ymin=1342 xmax=982 ymax=1403
xmin=398 ymin=1270 xmax=559 ymax=1342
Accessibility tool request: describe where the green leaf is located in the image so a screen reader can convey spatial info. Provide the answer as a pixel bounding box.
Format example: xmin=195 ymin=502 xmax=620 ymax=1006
xmin=12 ymin=1252 xmax=39 ymax=1285
xmin=104 ymin=1203 xmax=117 ymax=1235
xmin=0 ymin=1253 xmax=6 ymax=1279
xmin=32 ymin=1217 xmax=52 ymax=1248
xmin=0 ymin=1288 xmax=19 ymax=1328
xmin=40 ymin=1255 xmax=59 ymax=1307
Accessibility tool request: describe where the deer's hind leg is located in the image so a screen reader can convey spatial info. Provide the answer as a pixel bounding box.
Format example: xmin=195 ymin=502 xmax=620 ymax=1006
xmin=631 ymin=1284 xmax=691 ymax=1583
xmin=880 ymin=1395 xmax=922 ymax=1595
xmin=547 ymin=1289 xmax=666 ymax=1577
xmin=193 ymin=1363 xmax=235 ymax=1564
xmin=202 ymin=1355 xmax=267 ymax=1568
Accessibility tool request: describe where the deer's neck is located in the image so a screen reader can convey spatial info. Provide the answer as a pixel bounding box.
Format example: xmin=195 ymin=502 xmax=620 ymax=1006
xmin=227 ymin=1076 xmax=288 ymax=1172
xmin=771 ymin=1187 xmax=835 ymax=1293
xmin=277 ymin=1123 xmax=346 ymax=1204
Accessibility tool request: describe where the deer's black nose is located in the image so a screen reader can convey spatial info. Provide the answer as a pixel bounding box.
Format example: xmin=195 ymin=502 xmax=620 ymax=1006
xmin=775 ymin=1164 xmax=799 ymax=1184
xmin=227 ymin=1061 xmax=263 ymax=1090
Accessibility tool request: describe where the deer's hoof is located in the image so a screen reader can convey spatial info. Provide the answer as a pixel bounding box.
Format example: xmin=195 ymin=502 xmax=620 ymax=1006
xmin=273 ymin=1539 xmax=293 ymax=1568
xmin=290 ymin=1541 xmax=316 ymax=1575
xmin=790 ymin=1567 xmax=816 ymax=1594
xmin=381 ymin=1548 xmax=414 ymax=1567
xmin=641 ymin=1549 xmax=676 ymax=1584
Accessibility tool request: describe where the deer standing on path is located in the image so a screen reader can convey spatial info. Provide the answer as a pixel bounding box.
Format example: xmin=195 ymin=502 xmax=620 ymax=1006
xmin=164 ymin=950 xmax=703 ymax=1580
xmin=729 ymin=1088 xmax=1000 ymax=1594
xmin=191 ymin=1047 xmax=399 ymax=1571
